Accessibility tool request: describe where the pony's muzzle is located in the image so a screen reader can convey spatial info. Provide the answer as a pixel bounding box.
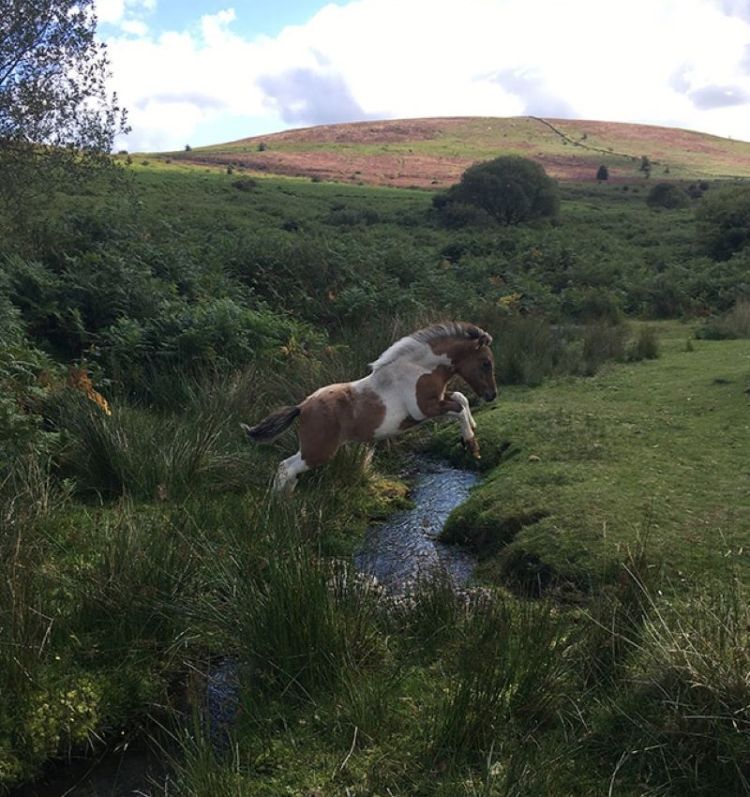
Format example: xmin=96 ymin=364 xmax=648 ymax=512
xmin=484 ymin=390 xmax=498 ymax=402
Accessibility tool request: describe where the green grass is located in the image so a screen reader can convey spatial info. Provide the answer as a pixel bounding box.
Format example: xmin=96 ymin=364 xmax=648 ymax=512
xmin=4 ymin=144 xmax=750 ymax=795
xmin=439 ymin=322 xmax=750 ymax=593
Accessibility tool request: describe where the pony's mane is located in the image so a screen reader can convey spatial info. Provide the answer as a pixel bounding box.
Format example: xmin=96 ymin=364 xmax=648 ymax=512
xmin=369 ymin=322 xmax=491 ymax=372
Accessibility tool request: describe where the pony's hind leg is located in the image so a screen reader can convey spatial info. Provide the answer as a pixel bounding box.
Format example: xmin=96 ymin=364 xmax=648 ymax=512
xmin=273 ymin=451 xmax=309 ymax=492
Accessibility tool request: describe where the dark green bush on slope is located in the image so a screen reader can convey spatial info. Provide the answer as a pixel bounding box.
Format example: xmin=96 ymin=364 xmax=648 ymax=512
xmin=646 ymin=182 xmax=689 ymax=210
xmin=434 ymin=155 xmax=560 ymax=226
xmin=696 ymin=184 xmax=750 ymax=260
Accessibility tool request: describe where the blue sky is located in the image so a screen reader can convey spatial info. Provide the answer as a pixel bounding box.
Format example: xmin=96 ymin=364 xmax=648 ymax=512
xmin=103 ymin=0 xmax=327 ymax=41
xmin=96 ymin=0 xmax=750 ymax=152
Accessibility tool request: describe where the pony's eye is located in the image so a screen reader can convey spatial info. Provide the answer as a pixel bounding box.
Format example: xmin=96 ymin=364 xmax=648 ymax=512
xmin=482 ymin=361 xmax=491 ymax=371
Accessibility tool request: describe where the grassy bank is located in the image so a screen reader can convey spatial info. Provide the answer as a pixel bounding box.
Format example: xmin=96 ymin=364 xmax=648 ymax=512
xmin=438 ymin=322 xmax=750 ymax=595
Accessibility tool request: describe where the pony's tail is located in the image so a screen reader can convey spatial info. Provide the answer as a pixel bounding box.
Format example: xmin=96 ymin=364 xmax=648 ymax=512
xmin=241 ymin=405 xmax=300 ymax=443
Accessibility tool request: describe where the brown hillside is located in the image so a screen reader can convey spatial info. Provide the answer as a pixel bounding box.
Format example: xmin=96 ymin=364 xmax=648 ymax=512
xmin=168 ymin=116 xmax=750 ymax=188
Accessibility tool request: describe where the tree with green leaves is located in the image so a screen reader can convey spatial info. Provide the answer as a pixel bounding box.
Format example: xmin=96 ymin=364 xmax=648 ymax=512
xmin=646 ymin=182 xmax=689 ymax=210
xmin=434 ymin=155 xmax=559 ymax=226
xmin=0 ymin=0 xmax=128 ymax=241
xmin=696 ymin=184 xmax=750 ymax=260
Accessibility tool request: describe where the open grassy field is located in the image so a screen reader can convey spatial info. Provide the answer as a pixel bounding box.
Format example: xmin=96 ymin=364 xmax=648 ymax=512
xmin=2 ymin=138 xmax=750 ymax=794
xmin=164 ymin=116 xmax=750 ymax=187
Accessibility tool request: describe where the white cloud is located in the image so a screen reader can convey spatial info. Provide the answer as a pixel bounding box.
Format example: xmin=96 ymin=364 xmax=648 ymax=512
xmin=119 ymin=19 xmax=149 ymax=36
xmin=103 ymin=0 xmax=750 ymax=152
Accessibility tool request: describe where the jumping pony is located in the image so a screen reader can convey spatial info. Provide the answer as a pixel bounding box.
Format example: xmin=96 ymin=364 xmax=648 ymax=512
xmin=242 ymin=322 xmax=497 ymax=491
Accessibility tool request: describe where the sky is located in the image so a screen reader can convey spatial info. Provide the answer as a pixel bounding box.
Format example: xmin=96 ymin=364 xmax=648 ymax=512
xmin=96 ymin=0 xmax=750 ymax=152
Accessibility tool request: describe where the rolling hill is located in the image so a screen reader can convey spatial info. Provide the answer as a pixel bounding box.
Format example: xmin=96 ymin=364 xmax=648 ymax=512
xmin=166 ymin=116 xmax=750 ymax=187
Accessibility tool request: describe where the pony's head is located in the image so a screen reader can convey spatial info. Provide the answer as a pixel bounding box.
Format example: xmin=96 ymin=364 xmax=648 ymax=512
xmin=453 ymin=326 xmax=497 ymax=402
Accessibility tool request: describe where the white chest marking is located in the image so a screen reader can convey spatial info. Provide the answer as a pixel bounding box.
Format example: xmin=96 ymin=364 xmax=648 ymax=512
xmin=354 ymin=341 xmax=451 ymax=439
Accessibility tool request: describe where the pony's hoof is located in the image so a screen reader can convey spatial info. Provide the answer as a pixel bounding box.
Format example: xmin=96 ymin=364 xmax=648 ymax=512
xmin=465 ymin=436 xmax=481 ymax=459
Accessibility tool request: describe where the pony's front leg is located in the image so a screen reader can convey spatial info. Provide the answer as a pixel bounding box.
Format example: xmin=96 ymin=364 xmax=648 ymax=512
xmin=422 ymin=395 xmax=481 ymax=458
xmin=448 ymin=403 xmax=481 ymax=459
xmin=450 ymin=391 xmax=477 ymax=431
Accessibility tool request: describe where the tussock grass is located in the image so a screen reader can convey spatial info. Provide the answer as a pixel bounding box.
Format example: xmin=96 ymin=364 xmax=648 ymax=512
xmin=73 ymin=505 xmax=198 ymax=658
xmin=588 ymin=579 xmax=750 ymax=795
xmin=627 ymin=324 xmax=660 ymax=361
xmin=0 ymin=458 xmax=63 ymax=700
xmin=52 ymin=384 xmax=261 ymax=499
xmin=630 ymin=580 xmax=749 ymax=792
xmin=192 ymin=496 xmax=386 ymax=703
xmin=429 ymin=596 xmax=572 ymax=768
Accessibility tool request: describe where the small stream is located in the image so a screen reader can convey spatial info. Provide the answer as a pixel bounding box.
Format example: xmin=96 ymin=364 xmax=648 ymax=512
xmin=205 ymin=458 xmax=480 ymax=748
xmin=13 ymin=458 xmax=479 ymax=796
xmin=354 ymin=458 xmax=479 ymax=592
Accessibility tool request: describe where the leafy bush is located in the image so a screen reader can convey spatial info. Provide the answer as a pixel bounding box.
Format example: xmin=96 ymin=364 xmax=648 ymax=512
xmin=696 ymin=184 xmax=750 ymax=260
xmin=646 ymin=182 xmax=689 ymax=209
xmin=103 ymin=299 xmax=311 ymax=394
xmin=325 ymin=206 xmax=380 ymax=226
xmin=0 ymin=295 xmax=61 ymax=471
xmin=435 ymin=155 xmax=559 ymax=226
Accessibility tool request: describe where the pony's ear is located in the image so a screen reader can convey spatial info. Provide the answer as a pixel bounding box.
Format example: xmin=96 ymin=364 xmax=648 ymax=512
xmin=476 ymin=332 xmax=493 ymax=349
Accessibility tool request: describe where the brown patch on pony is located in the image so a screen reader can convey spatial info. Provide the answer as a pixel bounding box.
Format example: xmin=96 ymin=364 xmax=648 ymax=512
xmin=428 ymin=329 xmax=497 ymax=402
xmin=298 ymin=384 xmax=386 ymax=467
xmin=415 ymin=366 xmax=462 ymax=417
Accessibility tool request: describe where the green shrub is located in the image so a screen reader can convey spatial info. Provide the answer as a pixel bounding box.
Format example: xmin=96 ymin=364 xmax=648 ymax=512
xmin=103 ymin=299 xmax=310 ymax=394
xmin=325 ymin=206 xmax=380 ymax=226
xmin=231 ymin=177 xmax=257 ymax=192
xmin=0 ymin=295 xmax=61 ymax=471
xmin=696 ymin=184 xmax=750 ymax=260
xmin=581 ymin=322 xmax=628 ymax=375
xmin=646 ymin=182 xmax=689 ymax=209
xmin=491 ymin=315 xmax=567 ymax=386
xmin=436 ymin=155 xmax=559 ymax=226
xmin=696 ymin=298 xmax=750 ymax=340
xmin=561 ymin=286 xmax=622 ymax=324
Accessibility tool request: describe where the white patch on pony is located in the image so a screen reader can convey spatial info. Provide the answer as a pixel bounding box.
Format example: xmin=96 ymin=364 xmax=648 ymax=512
xmin=451 ymin=391 xmax=477 ymax=431
xmin=448 ymin=391 xmax=476 ymax=440
xmin=357 ymin=339 xmax=450 ymax=439
xmin=273 ymin=451 xmax=309 ymax=492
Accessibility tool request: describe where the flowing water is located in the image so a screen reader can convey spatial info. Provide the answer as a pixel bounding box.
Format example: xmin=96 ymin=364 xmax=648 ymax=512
xmin=354 ymin=458 xmax=479 ymax=592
